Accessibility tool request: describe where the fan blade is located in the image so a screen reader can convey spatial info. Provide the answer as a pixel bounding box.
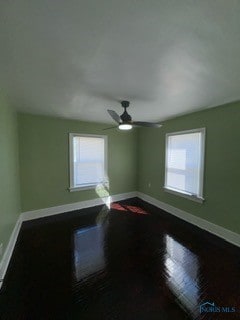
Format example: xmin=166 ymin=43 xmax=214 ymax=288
xmin=107 ymin=109 xmax=121 ymax=124
xmin=103 ymin=126 xmax=118 ymax=131
xmin=132 ymin=121 xmax=162 ymax=128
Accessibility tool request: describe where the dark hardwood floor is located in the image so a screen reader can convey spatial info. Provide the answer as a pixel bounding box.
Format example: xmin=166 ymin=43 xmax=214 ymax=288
xmin=0 ymin=198 xmax=239 ymax=319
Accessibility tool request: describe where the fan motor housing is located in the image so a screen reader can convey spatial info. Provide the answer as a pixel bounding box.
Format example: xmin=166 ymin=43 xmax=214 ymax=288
xmin=120 ymin=100 xmax=132 ymax=122
xmin=120 ymin=110 xmax=132 ymax=122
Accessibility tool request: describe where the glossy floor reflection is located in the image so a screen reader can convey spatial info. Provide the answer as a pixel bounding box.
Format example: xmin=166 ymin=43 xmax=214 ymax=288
xmin=0 ymin=198 xmax=239 ymax=319
xmin=74 ymin=224 xmax=106 ymax=281
xmin=165 ymin=235 xmax=200 ymax=318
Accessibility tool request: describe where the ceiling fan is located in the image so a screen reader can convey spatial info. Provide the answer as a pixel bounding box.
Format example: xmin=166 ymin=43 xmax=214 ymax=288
xmin=104 ymin=101 xmax=162 ymax=130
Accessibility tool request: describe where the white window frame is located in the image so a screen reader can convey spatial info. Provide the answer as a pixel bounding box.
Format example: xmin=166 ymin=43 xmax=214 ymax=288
xmin=69 ymin=133 xmax=108 ymax=192
xmin=164 ymin=128 xmax=206 ymax=203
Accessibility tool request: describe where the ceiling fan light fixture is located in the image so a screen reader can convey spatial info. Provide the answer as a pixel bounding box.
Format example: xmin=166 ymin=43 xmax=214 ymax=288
xmin=106 ymin=101 xmax=162 ymax=131
xmin=118 ymin=123 xmax=132 ymax=130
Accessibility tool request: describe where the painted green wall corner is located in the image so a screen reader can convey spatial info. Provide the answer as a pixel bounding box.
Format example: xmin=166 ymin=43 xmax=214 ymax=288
xmin=138 ymin=102 xmax=240 ymax=234
xmin=18 ymin=113 xmax=138 ymax=212
xmin=0 ymin=95 xmax=21 ymax=261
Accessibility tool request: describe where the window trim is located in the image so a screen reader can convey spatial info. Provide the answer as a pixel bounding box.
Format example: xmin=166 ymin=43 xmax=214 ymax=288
xmin=164 ymin=128 xmax=206 ymax=203
xmin=69 ymin=133 xmax=108 ymax=192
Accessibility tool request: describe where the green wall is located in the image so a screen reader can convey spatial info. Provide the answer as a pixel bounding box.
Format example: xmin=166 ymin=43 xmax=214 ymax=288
xmin=0 ymin=95 xmax=21 ymax=260
xmin=18 ymin=113 xmax=138 ymax=211
xmin=138 ymin=101 xmax=240 ymax=234
xmin=17 ymin=102 xmax=240 ymax=235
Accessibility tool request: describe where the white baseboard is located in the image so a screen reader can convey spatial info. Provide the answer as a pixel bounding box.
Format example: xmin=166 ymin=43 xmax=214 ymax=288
xmin=0 ymin=191 xmax=137 ymax=290
xmin=137 ymin=192 xmax=240 ymax=248
xmin=2 ymin=190 xmax=239 ymax=292
xmin=0 ymin=216 xmax=22 ymax=290
xmin=21 ymin=191 xmax=137 ymax=221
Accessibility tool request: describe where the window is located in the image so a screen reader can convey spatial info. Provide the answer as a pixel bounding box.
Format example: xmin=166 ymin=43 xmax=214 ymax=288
xmin=164 ymin=128 xmax=205 ymax=202
xmin=69 ymin=134 xmax=107 ymax=191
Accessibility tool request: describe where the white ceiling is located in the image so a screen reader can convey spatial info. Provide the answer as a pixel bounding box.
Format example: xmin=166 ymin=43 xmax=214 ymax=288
xmin=0 ymin=0 xmax=240 ymax=123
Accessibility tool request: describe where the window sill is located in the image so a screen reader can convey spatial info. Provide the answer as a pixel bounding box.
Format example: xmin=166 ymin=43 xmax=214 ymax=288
xmin=69 ymin=185 xmax=97 ymax=192
xmin=69 ymin=181 xmax=109 ymax=192
xmin=163 ymin=187 xmax=205 ymax=204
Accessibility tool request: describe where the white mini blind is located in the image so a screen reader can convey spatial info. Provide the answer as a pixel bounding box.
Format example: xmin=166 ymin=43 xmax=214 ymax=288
xmin=165 ymin=129 xmax=205 ymax=198
xmin=72 ymin=135 xmax=106 ymax=187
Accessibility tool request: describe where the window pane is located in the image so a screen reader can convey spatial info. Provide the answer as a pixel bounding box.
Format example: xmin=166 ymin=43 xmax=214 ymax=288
xmin=166 ymin=131 xmax=204 ymax=197
xmin=73 ymin=136 xmax=105 ymax=186
xmin=168 ymin=149 xmax=186 ymax=170
xmin=167 ymin=172 xmax=186 ymax=191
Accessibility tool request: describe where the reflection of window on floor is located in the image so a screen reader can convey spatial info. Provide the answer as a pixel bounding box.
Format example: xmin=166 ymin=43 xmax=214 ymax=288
xmin=165 ymin=235 xmax=200 ymax=318
xmin=110 ymin=203 xmax=149 ymax=215
xmin=74 ymin=225 xmax=105 ymax=281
